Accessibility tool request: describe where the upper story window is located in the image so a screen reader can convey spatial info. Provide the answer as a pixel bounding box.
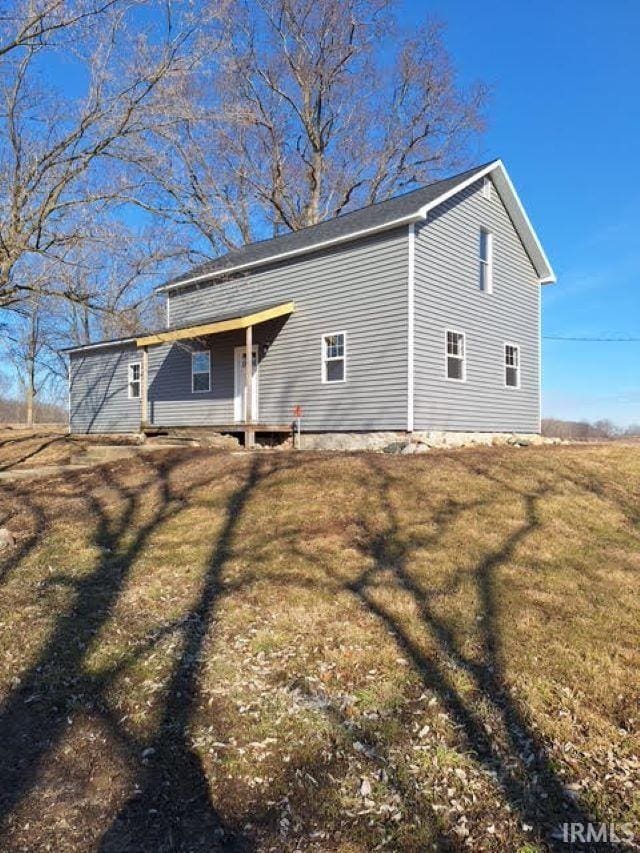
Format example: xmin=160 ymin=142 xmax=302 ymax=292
xmin=192 ymin=350 xmax=211 ymax=392
xmin=128 ymin=363 xmax=141 ymax=399
xmin=482 ymin=176 xmax=492 ymax=200
xmin=505 ymin=344 xmax=520 ymax=388
xmin=480 ymin=228 xmax=493 ymax=293
xmin=446 ymin=330 xmax=465 ymax=381
xmin=322 ymin=332 xmax=346 ymax=383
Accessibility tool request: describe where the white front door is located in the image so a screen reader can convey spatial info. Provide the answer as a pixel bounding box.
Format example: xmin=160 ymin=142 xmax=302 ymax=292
xmin=234 ymin=345 xmax=259 ymax=422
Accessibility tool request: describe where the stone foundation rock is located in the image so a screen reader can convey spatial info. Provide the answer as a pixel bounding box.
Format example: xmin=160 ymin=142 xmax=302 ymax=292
xmin=300 ymin=432 xmax=408 ymax=451
xmin=300 ymin=431 xmax=562 ymax=452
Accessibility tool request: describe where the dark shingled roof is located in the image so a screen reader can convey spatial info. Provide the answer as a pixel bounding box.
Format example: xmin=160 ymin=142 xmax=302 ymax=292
xmin=159 ymin=161 xmax=496 ymax=290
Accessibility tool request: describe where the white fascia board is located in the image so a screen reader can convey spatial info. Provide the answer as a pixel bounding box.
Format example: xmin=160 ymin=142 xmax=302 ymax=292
xmin=64 ymin=337 xmax=137 ymax=354
xmin=492 ymin=162 xmax=556 ymax=284
xmin=156 ymin=212 xmax=425 ymax=293
xmin=418 ymin=159 xmax=555 ymax=284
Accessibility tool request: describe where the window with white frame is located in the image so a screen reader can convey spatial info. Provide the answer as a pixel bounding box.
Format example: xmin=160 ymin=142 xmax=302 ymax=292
xmin=479 ymin=228 xmax=493 ymax=293
xmin=482 ymin=176 xmax=492 ymax=200
xmin=446 ymin=330 xmax=465 ymax=381
xmin=505 ymin=344 xmax=520 ymax=388
xmin=192 ymin=350 xmax=211 ymax=392
xmin=322 ymin=332 xmax=346 ymax=383
xmin=128 ymin=362 xmax=141 ymax=399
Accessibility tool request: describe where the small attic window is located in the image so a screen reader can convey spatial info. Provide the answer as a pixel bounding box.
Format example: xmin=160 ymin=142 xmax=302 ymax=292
xmin=482 ymin=177 xmax=492 ymax=200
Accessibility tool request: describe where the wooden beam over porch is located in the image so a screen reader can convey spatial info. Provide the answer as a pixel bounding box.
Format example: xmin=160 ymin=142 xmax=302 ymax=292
xmin=135 ymin=301 xmax=295 ymax=348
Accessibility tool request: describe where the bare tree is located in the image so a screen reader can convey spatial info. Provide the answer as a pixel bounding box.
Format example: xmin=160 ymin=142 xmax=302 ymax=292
xmin=0 ymin=0 xmax=119 ymax=59
xmin=134 ymin=0 xmax=487 ymax=254
xmin=0 ymin=0 xmax=486 ymax=354
xmin=1 ymin=291 xmax=60 ymax=425
xmin=48 ymin=218 xmax=181 ymax=348
xmin=0 ymin=211 xmax=183 ymax=423
xmin=541 ymin=418 xmax=623 ymax=441
xmin=0 ymin=0 xmax=205 ymax=311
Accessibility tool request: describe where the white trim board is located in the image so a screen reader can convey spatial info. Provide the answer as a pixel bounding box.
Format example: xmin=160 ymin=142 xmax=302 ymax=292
xmin=407 ymin=222 xmax=415 ymax=431
xmin=65 ymin=337 xmax=137 ymax=354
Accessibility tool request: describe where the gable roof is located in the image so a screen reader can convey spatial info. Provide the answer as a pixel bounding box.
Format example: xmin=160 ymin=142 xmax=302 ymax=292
xmin=157 ymin=159 xmax=555 ymax=292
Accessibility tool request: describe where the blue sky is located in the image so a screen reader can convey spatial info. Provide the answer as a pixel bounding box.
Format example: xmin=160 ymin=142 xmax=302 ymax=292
xmin=402 ymin=0 xmax=640 ymax=425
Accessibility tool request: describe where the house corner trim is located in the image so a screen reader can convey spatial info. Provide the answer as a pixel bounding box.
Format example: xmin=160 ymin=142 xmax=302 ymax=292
xmin=407 ymin=222 xmax=415 ymax=432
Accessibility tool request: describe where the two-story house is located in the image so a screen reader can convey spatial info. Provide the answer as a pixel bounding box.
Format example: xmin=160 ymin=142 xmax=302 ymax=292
xmin=67 ymin=159 xmax=555 ymax=447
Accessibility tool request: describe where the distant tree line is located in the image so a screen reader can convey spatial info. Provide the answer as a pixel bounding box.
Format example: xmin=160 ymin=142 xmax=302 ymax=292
xmin=542 ymin=418 xmax=640 ymax=441
xmin=0 ymin=396 xmax=65 ymax=425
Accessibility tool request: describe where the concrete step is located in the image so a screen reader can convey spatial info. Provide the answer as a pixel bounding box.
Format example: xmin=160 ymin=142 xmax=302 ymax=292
xmin=145 ymin=435 xmax=200 ymax=447
xmin=70 ymin=445 xmax=139 ymax=465
xmin=70 ymin=443 xmax=189 ymax=466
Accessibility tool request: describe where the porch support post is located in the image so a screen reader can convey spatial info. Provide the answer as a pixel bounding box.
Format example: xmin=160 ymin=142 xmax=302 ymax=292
xmin=141 ymin=345 xmax=149 ymax=429
xmin=245 ymin=324 xmax=255 ymax=448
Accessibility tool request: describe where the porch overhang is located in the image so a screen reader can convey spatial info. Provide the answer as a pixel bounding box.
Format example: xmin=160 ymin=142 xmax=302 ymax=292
xmin=135 ymin=301 xmax=295 ymax=348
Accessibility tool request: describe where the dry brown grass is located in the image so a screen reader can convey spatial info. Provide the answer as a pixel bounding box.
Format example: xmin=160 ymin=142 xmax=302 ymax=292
xmin=0 ymin=444 xmax=638 ymax=851
xmin=0 ymin=427 xmax=137 ymax=470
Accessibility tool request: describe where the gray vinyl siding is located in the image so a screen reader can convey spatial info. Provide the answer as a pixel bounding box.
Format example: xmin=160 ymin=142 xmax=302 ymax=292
xmin=413 ymin=177 xmax=541 ymax=432
xmin=70 ymin=344 xmax=141 ymax=433
xmin=159 ymin=228 xmax=409 ymax=431
xmin=148 ymin=330 xmax=241 ymax=426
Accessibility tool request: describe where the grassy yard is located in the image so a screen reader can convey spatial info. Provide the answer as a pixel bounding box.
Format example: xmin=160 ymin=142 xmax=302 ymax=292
xmin=0 ymin=444 xmax=638 ymax=851
xmin=0 ymin=427 xmax=141 ymax=471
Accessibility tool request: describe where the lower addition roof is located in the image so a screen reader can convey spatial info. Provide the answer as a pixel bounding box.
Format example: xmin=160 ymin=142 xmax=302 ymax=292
xmin=64 ymin=301 xmax=295 ymax=354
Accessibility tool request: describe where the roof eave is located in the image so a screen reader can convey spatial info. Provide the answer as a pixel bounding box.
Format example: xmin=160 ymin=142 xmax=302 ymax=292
xmin=155 ymin=211 xmax=425 ymax=294
xmin=62 ymin=337 xmax=137 ymax=355
xmin=418 ymin=159 xmax=555 ymax=284
xmin=490 ymin=160 xmax=556 ymax=284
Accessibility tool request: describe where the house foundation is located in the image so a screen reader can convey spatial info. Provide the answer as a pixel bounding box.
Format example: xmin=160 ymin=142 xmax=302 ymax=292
xmin=299 ymin=431 xmax=559 ymax=452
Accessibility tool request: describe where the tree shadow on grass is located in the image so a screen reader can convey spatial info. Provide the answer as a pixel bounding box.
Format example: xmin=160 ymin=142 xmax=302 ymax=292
xmin=0 ymin=431 xmax=61 ymax=449
xmin=310 ymin=456 xmax=620 ymax=850
xmin=0 ymin=453 xmax=265 ymax=850
xmin=98 ymin=457 xmax=265 ymax=852
xmin=0 ymin=435 xmax=67 ymax=471
xmin=0 ymin=450 xmax=631 ymax=850
xmin=0 ymin=481 xmax=47 ymax=585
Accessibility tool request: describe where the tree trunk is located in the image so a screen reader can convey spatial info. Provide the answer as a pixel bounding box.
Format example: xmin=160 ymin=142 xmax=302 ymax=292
xmin=26 ymin=311 xmax=37 ymax=428
xmin=306 ymin=149 xmax=323 ymax=226
xmin=26 ymin=375 xmax=34 ymax=427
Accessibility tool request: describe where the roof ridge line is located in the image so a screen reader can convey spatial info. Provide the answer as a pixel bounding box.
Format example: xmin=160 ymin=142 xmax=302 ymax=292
xmin=238 ymin=159 xmax=500 ymax=250
xmin=158 ymin=161 xmax=499 ymax=291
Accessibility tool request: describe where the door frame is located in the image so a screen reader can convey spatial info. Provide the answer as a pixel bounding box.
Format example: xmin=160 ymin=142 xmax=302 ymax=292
xmin=233 ymin=345 xmax=259 ymax=422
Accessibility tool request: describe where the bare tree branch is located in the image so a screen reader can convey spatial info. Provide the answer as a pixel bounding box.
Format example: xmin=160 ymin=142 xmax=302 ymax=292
xmin=133 ymin=0 xmax=487 ymax=254
xmin=0 ymin=0 xmax=204 ymax=310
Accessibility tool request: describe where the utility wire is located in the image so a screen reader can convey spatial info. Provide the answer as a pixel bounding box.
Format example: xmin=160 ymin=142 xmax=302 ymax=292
xmin=543 ymin=335 xmax=640 ymax=342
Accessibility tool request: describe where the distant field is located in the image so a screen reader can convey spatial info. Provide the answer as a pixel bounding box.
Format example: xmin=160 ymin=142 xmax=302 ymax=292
xmin=0 ymin=444 xmax=638 ymax=850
